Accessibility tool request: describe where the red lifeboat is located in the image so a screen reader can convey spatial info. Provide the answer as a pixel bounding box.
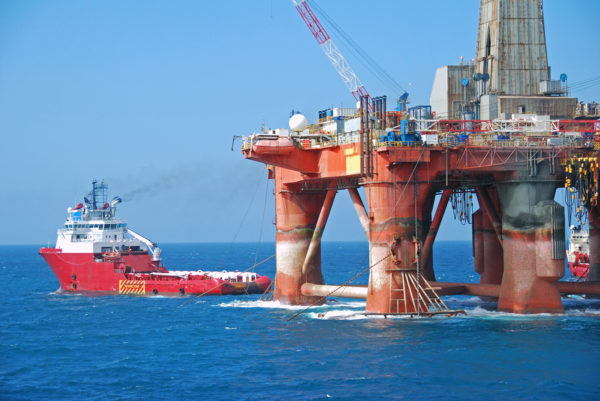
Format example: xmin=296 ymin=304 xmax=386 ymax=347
xmin=252 ymin=137 xmax=295 ymax=155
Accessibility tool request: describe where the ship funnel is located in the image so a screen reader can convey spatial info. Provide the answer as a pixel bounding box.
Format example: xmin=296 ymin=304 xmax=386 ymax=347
xmin=110 ymin=196 xmax=122 ymax=207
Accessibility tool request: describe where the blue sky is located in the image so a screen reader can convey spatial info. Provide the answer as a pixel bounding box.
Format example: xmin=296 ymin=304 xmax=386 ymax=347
xmin=0 ymin=1 xmax=598 ymax=245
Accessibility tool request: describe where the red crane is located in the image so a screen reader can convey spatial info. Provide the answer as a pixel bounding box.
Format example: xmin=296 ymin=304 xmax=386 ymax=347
xmin=291 ymin=0 xmax=371 ymax=103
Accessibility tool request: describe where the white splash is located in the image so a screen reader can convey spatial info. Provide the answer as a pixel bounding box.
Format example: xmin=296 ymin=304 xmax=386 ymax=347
xmin=215 ymin=299 xmax=366 ymax=311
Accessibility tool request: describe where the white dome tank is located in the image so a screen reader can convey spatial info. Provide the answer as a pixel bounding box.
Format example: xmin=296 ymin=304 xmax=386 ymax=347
xmin=289 ymin=113 xmax=308 ymax=132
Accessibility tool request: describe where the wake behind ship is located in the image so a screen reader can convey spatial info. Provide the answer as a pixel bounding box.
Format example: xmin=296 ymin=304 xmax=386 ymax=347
xmin=39 ymin=180 xmax=270 ymax=296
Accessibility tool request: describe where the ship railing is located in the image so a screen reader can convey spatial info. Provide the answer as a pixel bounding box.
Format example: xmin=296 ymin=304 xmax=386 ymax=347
xmin=241 ymin=133 xmax=279 ymax=151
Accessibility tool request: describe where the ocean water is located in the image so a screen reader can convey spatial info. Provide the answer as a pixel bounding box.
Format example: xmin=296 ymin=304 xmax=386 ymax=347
xmin=1 ymin=241 xmax=599 ymax=401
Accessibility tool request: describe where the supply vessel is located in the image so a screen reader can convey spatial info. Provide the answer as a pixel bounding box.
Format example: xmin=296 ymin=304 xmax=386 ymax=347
xmin=39 ymin=180 xmax=271 ymax=296
xmin=566 ymin=226 xmax=590 ymax=280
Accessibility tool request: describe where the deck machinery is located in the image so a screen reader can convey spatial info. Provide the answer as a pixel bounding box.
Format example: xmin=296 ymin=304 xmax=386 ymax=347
xmin=241 ymin=0 xmax=600 ymax=314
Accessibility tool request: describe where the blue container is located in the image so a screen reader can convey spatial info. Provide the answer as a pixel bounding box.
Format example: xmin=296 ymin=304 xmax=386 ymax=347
xmin=458 ymin=134 xmax=468 ymax=143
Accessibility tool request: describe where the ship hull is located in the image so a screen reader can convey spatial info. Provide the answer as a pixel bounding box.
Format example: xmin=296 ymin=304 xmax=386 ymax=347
xmin=39 ymin=248 xmax=235 ymax=296
xmin=568 ymin=261 xmax=589 ymax=279
xmin=230 ymin=275 xmax=271 ymax=294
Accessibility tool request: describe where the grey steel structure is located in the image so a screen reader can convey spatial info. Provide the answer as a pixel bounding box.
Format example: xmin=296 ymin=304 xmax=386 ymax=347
xmin=431 ymin=0 xmax=578 ymax=120
xmin=476 ymin=0 xmax=549 ymax=96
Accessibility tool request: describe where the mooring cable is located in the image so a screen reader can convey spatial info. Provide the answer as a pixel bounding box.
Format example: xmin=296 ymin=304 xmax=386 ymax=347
xmin=286 ymin=253 xmax=391 ymax=322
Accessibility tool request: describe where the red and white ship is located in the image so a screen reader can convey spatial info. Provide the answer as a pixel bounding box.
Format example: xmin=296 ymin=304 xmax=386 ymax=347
xmin=566 ymin=225 xmax=590 ymax=280
xmin=39 ymin=180 xmax=271 ymax=296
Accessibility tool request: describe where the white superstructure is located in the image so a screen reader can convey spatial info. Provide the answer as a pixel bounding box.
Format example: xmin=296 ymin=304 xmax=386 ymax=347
xmin=566 ymin=226 xmax=590 ymax=264
xmin=55 ymin=180 xmax=153 ymax=256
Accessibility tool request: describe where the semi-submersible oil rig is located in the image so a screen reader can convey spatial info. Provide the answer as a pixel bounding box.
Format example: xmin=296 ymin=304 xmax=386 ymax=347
xmin=241 ymin=0 xmax=600 ymax=315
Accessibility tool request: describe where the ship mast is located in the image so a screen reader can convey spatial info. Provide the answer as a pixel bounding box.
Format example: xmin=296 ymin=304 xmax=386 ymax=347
xmin=88 ymin=179 xmax=108 ymax=210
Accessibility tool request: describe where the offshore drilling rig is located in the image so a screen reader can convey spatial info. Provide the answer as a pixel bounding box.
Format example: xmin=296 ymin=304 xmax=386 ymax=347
xmin=241 ymin=0 xmax=600 ymax=315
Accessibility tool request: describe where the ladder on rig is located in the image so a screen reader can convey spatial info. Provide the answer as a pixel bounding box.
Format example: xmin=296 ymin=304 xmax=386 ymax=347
xmin=386 ymin=269 xmax=465 ymax=317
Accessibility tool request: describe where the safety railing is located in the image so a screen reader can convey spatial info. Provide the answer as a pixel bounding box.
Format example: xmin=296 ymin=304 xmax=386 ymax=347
xmin=242 ymin=121 xmax=600 ymax=152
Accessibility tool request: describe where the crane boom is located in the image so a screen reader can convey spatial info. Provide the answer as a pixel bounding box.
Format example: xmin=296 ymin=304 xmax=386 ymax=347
xmin=126 ymin=227 xmax=162 ymax=262
xmin=292 ymin=0 xmax=370 ymax=102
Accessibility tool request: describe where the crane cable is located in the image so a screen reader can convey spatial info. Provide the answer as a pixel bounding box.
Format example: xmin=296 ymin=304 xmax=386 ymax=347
xmin=309 ymin=0 xmax=406 ymax=97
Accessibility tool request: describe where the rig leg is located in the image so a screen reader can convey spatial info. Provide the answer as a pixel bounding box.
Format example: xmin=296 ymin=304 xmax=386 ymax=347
xmin=301 ymin=190 xmax=336 ymax=277
xmin=348 ymin=187 xmax=369 ymax=238
xmin=473 ymin=188 xmax=504 ymax=286
xmin=364 ymin=171 xmax=434 ymax=314
xmin=421 ymin=188 xmax=451 ymax=281
xmin=273 ymin=169 xmax=328 ymax=305
xmin=496 ymin=182 xmax=564 ymax=313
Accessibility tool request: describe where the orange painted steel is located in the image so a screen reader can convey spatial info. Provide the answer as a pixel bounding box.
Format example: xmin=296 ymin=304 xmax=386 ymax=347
xmin=420 ymin=188 xmax=451 ymax=281
xmin=473 ymin=209 xmax=505 ymax=287
xmin=348 ymin=188 xmax=369 ymax=237
xmin=473 ymin=188 xmax=504 ymax=287
xmin=362 ymin=148 xmax=439 ymax=314
xmin=243 ymin=134 xmax=597 ymax=314
xmin=498 ymin=229 xmax=564 ymax=313
xmin=475 ymin=187 xmax=503 ymax=245
xmin=273 ymin=167 xmax=328 ymax=305
xmin=301 ymin=190 xmax=336 ymax=277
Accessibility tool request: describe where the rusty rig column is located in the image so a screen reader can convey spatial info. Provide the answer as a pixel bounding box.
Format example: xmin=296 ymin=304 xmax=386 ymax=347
xmin=273 ymin=167 xmax=328 ymax=305
xmin=496 ymin=181 xmax=565 ymax=313
xmin=364 ymin=163 xmax=435 ymax=314
xmin=473 ymin=209 xmax=504 ymax=285
xmin=473 ymin=187 xmax=504 ymax=286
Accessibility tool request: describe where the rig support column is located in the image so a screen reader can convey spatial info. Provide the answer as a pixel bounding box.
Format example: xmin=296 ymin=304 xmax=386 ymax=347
xmin=301 ymin=190 xmax=336 ymax=277
xmin=473 ymin=208 xmax=504 ymax=286
xmin=496 ymin=181 xmax=564 ymax=313
xmin=365 ymin=165 xmax=434 ymax=314
xmin=348 ymin=187 xmax=370 ymax=238
xmin=273 ymin=169 xmax=328 ymax=305
xmin=473 ymin=188 xmax=504 ymax=286
xmin=421 ymin=188 xmax=451 ymax=281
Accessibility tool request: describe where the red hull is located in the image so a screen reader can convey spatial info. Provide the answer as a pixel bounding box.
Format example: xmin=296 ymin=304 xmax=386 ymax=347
xmin=568 ymin=261 xmax=589 ymax=279
xmin=229 ymin=275 xmax=272 ymax=294
xmin=39 ymin=248 xmax=235 ymax=296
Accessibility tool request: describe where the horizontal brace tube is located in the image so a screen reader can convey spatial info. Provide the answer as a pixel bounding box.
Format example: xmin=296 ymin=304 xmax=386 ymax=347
xmin=301 ymin=283 xmax=368 ymax=299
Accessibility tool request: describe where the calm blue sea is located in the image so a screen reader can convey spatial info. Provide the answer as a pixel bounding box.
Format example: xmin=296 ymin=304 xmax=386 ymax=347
xmin=1 ymin=241 xmax=599 ymax=401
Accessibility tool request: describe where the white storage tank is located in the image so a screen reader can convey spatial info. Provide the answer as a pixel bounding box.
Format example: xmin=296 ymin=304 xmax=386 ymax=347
xmin=289 ymin=114 xmax=308 ymax=132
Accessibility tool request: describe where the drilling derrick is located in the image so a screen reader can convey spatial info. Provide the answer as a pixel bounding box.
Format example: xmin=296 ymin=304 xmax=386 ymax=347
xmin=242 ymin=0 xmax=600 ymax=315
